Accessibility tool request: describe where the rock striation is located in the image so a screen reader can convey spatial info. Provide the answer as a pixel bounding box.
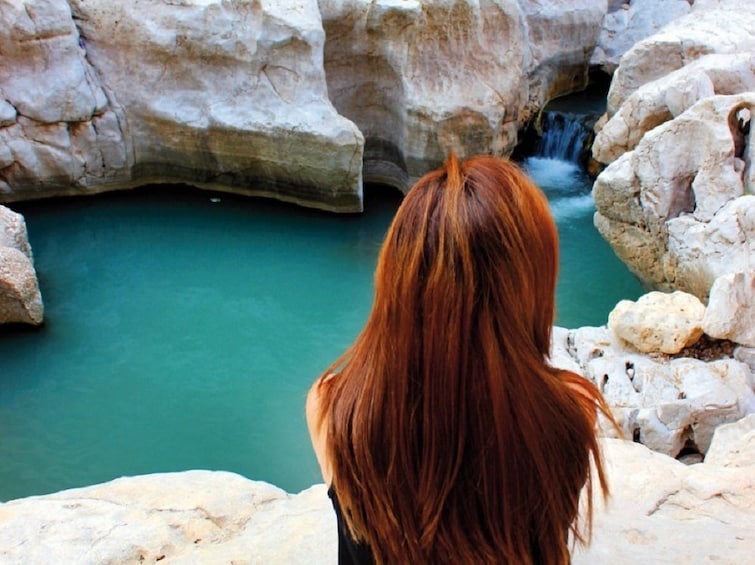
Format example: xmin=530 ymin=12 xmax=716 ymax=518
xmin=0 ymin=0 xmax=364 ymax=212
xmin=0 ymin=205 xmax=43 ymax=325
xmin=319 ymin=0 xmax=607 ymax=191
xmin=1 ymin=429 xmax=753 ymax=564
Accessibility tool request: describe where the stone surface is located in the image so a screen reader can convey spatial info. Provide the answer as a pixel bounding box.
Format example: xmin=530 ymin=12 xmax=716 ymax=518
xmin=552 ymin=324 xmax=755 ymax=457
xmin=0 ymin=0 xmax=364 ymax=212
xmin=593 ymin=52 xmax=755 ymax=164
xmin=608 ymin=291 xmax=705 ymax=354
xmin=0 ymin=205 xmax=42 ymax=325
xmin=593 ymin=94 xmax=755 ymax=297
xmin=705 ymin=414 xmax=755 ymax=468
xmin=703 ymin=271 xmax=755 ymax=347
xmin=1 ymin=436 xmax=753 ymax=564
xmin=590 ymin=0 xmax=691 ymax=75
xmin=319 ymin=0 xmax=607 ymax=191
xmin=606 ymin=4 xmax=755 ymax=114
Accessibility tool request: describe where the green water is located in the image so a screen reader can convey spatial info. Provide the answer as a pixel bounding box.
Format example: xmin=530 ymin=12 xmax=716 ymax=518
xmin=0 ymin=168 xmax=642 ymax=502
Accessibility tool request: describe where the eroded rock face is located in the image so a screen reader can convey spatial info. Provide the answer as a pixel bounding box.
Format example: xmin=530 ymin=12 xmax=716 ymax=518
xmin=552 ymin=325 xmax=755 ymax=458
xmin=2 ymin=435 xmax=754 ymax=564
xmin=0 ymin=205 xmax=42 ymax=325
xmin=0 ymin=0 xmax=364 ymax=212
xmin=606 ymin=3 xmax=755 ymax=114
xmin=590 ymin=0 xmax=691 ymax=76
xmin=318 ymin=0 xmax=607 ymax=190
xmin=593 ymin=94 xmax=755 ymax=297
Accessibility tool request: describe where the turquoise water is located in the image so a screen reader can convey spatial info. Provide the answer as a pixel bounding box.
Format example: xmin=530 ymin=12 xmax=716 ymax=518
xmin=0 ymin=167 xmax=642 ymax=502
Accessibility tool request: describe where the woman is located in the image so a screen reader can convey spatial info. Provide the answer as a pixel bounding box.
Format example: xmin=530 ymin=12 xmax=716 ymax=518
xmin=307 ymin=154 xmax=612 ymax=564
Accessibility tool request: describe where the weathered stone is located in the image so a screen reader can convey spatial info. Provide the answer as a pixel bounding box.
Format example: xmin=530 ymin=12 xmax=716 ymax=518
xmin=553 ymin=324 xmax=755 ymax=457
xmin=0 ymin=205 xmax=33 ymax=259
xmin=593 ymin=52 xmax=755 ymax=165
xmin=0 ymin=0 xmax=364 ymax=212
xmin=0 ymin=247 xmax=43 ymax=325
xmin=608 ymin=291 xmax=705 ymax=354
xmin=705 ymin=414 xmax=755 ymax=468
xmin=0 ymin=100 xmax=16 ymax=127
xmin=607 ymin=4 xmax=755 ymax=114
xmin=703 ymin=271 xmax=755 ymax=347
xmin=593 ymin=94 xmax=755 ymax=297
xmin=590 ymin=0 xmax=691 ymax=75
xmin=2 ymin=437 xmax=754 ymax=564
xmin=319 ymin=0 xmax=606 ymax=191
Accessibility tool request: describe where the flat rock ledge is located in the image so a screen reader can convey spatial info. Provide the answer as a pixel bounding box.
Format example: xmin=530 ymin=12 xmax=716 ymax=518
xmin=1 ymin=424 xmax=753 ymax=564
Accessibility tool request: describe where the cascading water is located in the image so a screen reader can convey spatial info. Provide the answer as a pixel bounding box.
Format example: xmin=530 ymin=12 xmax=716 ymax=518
xmin=536 ymin=112 xmax=591 ymax=163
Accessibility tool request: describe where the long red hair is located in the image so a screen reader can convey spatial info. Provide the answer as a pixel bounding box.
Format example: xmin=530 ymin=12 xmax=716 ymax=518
xmin=316 ymin=155 xmax=611 ymax=563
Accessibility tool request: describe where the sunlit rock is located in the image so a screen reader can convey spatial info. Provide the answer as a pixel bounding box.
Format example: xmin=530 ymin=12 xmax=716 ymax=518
xmin=552 ymin=324 xmax=755 ymax=457
xmin=590 ymin=0 xmax=690 ymax=75
xmin=703 ymin=271 xmax=755 ymax=347
xmin=593 ymin=94 xmax=755 ymax=297
xmin=593 ymin=52 xmax=755 ymax=165
xmin=0 ymin=205 xmax=42 ymax=326
xmin=318 ymin=0 xmax=606 ymax=190
xmin=608 ymin=291 xmax=705 ymax=354
xmin=0 ymin=0 xmax=364 ymax=212
xmin=607 ymin=3 xmax=755 ymax=114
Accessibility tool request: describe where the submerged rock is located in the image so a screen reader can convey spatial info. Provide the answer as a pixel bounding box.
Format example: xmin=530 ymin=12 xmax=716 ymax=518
xmin=0 ymin=205 xmax=42 ymax=325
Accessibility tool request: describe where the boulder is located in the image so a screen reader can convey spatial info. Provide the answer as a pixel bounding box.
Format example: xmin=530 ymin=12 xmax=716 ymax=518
xmin=0 ymin=205 xmax=42 ymax=325
xmin=318 ymin=0 xmax=607 ymax=191
xmin=606 ymin=3 xmax=755 ymax=114
xmin=2 ymin=436 xmax=754 ymax=564
xmin=590 ymin=0 xmax=691 ymax=75
xmin=608 ymin=291 xmax=706 ymax=354
xmin=593 ymin=52 xmax=755 ymax=164
xmin=593 ymin=94 xmax=755 ymax=297
xmin=705 ymin=414 xmax=755 ymax=468
xmin=703 ymin=271 xmax=755 ymax=347
xmin=0 ymin=0 xmax=364 ymax=212
xmin=552 ymin=325 xmax=755 ymax=457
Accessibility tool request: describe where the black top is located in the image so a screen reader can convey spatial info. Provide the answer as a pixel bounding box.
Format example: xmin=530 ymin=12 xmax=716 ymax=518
xmin=328 ymin=486 xmax=374 ymax=565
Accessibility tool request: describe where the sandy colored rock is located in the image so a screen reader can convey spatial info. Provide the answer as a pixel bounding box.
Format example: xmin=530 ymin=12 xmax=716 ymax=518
xmin=703 ymin=271 xmax=755 ymax=347
xmin=705 ymin=414 xmax=755 ymax=468
xmin=608 ymin=291 xmax=706 ymax=354
xmin=0 ymin=0 xmax=364 ymax=212
xmin=0 ymin=247 xmax=43 ymax=325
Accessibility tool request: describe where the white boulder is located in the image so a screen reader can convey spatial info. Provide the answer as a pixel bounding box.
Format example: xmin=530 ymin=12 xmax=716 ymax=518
xmin=703 ymin=271 xmax=755 ymax=347
xmin=552 ymin=324 xmax=755 ymax=457
xmin=590 ymin=0 xmax=691 ymax=75
xmin=608 ymin=291 xmax=706 ymax=354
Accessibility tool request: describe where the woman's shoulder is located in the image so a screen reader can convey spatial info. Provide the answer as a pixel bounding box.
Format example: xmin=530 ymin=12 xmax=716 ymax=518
xmin=306 ymin=373 xmax=337 ymax=485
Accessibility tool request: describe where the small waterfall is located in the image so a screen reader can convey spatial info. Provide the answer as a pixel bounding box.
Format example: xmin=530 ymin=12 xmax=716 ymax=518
xmin=537 ymin=112 xmax=591 ymax=163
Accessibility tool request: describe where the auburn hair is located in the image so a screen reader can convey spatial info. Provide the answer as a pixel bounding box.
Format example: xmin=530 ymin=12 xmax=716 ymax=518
xmin=315 ymin=154 xmax=611 ymax=563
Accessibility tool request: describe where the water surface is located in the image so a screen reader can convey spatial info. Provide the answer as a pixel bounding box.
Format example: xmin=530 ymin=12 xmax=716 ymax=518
xmin=0 ymin=173 xmax=641 ymax=501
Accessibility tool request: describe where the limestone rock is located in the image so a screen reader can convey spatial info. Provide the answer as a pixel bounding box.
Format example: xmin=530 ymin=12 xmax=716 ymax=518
xmin=606 ymin=4 xmax=755 ymax=114
xmin=703 ymin=271 xmax=755 ymax=347
xmin=2 ymin=438 xmax=754 ymax=564
xmin=572 ymin=438 xmax=755 ymax=564
xmin=705 ymin=414 xmax=755 ymax=468
xmin=590 ymin=0 xmax=691 ymax=76
xmin=0 ymin=205 xmax=42 ymax=325
xmin=593 ymin=52 xmax=755 ymax=165
xmin=319 ymin=0 xmax=606 ymax=191
xmin=0 ymin=0 xmax=364 ymax=212
xmin=608 ymin=291 xmax=705 ymax=354
xmin=0 ymin=471 xmax=337 ymax=564
xmin=593 ymin=94 xmax=755 ymax=297
xmin=552 ymin=325 xmax=755 ymax=457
